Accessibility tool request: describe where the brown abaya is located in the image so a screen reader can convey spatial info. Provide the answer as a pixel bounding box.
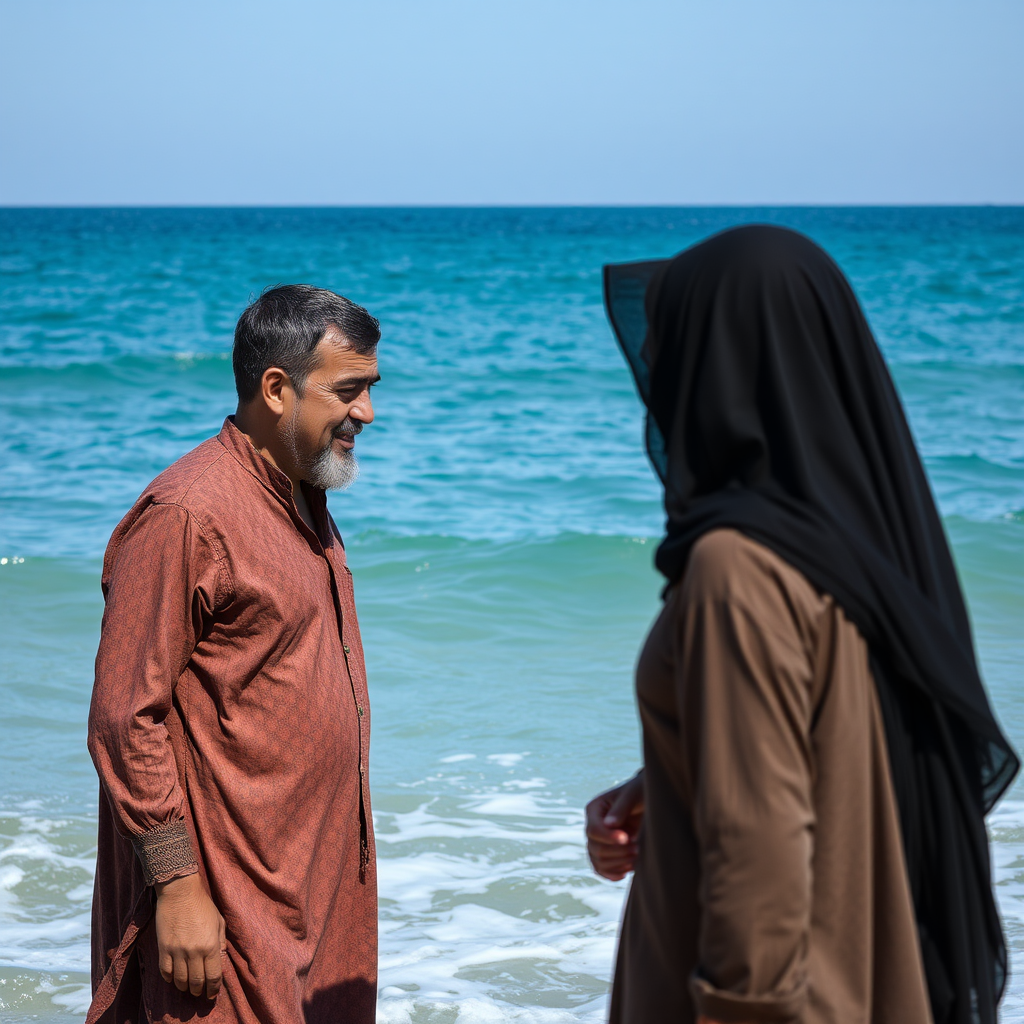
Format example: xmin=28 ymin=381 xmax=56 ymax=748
xmin=610 ymin=529 xmax=932 ymax=1024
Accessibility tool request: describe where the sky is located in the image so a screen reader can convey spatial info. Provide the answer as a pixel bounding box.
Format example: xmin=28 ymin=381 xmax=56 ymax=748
xmin=1 ymin=0 xmax=1022 ymax=205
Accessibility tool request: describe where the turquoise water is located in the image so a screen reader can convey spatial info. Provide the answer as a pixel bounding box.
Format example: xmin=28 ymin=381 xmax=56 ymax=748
xmin=1 ymin=207 xmax=1022 ymax=1022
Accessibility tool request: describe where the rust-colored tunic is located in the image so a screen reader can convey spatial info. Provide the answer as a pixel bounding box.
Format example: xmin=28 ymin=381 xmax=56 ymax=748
xmin=611 ymin=529 xmax=932 ymax=1024
xmin=87 ymin=418 xmax=376 ymax=1024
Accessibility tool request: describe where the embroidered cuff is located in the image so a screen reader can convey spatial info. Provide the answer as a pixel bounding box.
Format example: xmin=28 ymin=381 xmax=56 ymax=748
xmin=690 ymin=973 xmax=806 ymax=1023
xmin=131 ymin=820 xmax=198 ymax=886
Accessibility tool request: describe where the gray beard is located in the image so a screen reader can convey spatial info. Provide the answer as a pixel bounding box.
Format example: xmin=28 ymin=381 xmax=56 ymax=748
xmin=305 ymin=442 xmax=359 ymax=491
xmin=284 ymin=415 xmax=360 ymax=491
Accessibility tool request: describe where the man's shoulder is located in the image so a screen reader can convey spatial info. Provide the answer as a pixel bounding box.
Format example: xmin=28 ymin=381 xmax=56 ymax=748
xmin=103 ymin=431 xmax=247 ymax=572
xmin=102 ymin=435 xmax=233 ymax=582
xmin=144 ymin=433 xmax=242 ymax=513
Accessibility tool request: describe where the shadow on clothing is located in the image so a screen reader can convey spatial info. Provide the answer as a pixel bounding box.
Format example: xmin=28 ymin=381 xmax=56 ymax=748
xmin=302 ymin=978 xmax=378 ymax=1024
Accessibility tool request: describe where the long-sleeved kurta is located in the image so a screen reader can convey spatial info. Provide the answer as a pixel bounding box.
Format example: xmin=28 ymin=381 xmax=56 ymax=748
xmin=87 ymin=417 xmax=376 ymax=1024
xmin=611 ymin=529 xmax=932 ymax=1024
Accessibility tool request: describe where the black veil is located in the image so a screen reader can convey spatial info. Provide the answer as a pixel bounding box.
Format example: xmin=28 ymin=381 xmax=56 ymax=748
xmin=604 ymin=225 xmax=1018 ymax=1024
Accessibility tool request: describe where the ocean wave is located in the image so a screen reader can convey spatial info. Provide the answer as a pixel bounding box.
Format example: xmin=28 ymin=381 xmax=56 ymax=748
xmin=988 ymin=801 xmax=1024 ymax=1015
xmin=0 ymin=764 xmax=628 ymax=1022
xmin=375 ymin=771 xmax=625 ymax=1023
xmin=0 ymin=350 xmax=232 ymax=379
xmin=0 ymin=809 xmax=94 ymax=1019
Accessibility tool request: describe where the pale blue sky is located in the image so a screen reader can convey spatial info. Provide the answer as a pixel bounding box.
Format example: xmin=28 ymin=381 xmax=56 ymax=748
xmin=1 ymin=0 xmax=1021 ymax=205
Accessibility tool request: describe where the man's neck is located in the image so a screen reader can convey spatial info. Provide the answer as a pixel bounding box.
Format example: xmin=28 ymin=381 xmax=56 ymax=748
xmin=232 ymin=411 xmax=314 ymax=531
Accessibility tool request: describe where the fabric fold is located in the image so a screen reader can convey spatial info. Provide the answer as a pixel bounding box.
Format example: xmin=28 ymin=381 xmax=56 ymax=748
xmin=690 ymin=973 xmax=806 ymax=1024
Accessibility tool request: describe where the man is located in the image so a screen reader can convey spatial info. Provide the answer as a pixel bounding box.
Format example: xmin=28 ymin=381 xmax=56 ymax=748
xmin=86 ymin=285 xmax=381 ymax=1024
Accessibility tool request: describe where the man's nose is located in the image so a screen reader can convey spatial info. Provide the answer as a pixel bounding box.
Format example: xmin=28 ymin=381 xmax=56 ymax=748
xmin=351 ymin=390 xmax=374 ymax=425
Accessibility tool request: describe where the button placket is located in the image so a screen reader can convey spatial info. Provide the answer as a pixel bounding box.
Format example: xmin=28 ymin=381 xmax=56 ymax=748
xmin=323 ymin=548 xmax=371 ymax=880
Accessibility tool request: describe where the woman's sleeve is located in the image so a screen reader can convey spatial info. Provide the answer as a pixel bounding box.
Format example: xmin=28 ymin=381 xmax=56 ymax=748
xmin=88 ymin=502 xmax=221 ymax=886
xmin=678 ymin=542 xmax=817 ymax=1023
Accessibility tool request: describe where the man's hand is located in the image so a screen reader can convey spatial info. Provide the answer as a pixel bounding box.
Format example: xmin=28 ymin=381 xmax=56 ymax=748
xmin=154 ymin=873 xmax=226 ymax=1000
xmin=585 ymin=771 xmax=645 ymax=881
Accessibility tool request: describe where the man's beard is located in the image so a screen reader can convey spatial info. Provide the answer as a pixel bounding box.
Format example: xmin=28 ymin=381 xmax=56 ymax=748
xmin=284 ymin=414 xmax=361 ymax=491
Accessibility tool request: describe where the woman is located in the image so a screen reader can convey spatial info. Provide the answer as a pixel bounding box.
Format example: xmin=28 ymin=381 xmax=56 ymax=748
xmin=586 ymin=226 xmax=1017 ymax=1024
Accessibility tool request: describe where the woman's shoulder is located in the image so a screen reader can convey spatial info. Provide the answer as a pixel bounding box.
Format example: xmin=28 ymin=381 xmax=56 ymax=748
xmin=682 ymin=528 xmax=830 ymax=631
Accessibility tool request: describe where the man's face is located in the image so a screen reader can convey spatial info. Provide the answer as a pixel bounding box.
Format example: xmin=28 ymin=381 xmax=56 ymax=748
xmin=281 ymin=330 xmax=379 ymax=491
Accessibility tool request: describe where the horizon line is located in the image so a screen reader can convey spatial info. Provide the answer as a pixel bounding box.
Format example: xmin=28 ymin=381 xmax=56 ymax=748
xmin=2 ymin=201 xmax=1024 ymax=212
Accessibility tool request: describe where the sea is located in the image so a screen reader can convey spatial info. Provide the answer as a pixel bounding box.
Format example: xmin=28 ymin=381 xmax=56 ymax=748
xmin=1 ymin=207 xmax=1022 ymax=1023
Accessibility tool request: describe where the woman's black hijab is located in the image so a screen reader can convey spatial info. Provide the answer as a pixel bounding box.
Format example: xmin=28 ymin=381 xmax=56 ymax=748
xmin=604 ymin=225 xmax=1018 ymax=1024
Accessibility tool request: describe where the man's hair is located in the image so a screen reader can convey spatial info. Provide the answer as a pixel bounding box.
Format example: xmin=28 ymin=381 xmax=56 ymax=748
xmin=233 ymin=285 xmax=380 ymax=403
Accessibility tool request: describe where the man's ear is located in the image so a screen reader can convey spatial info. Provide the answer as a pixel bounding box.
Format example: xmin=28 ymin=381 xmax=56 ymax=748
xmin=260 ymin=367 xmax=293 ymax=415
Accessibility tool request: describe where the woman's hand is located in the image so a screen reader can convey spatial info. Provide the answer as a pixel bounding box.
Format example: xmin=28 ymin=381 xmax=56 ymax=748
xmin=154 ymin=873 xmax=226 ymax=1000
xmin=585 ymin=771 xmax=645 ymax=881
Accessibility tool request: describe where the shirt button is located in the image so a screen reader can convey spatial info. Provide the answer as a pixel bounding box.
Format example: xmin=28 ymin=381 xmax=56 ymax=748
xmin=343 ymin=644 xmax=351 ymax=653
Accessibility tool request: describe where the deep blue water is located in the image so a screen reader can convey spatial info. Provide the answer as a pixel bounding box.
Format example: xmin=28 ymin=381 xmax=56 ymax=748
xmin=1 ymin=207 xmax=1022 ymax=1022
